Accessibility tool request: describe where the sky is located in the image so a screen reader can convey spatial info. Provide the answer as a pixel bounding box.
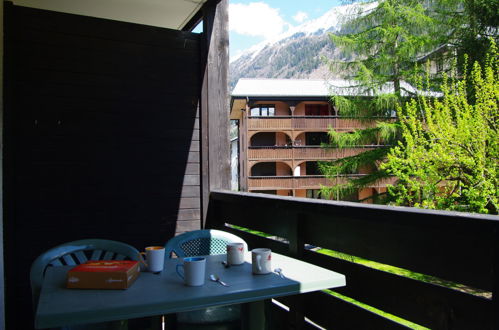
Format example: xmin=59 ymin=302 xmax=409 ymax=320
xmin=227 ymin=0 xmax=344 ymax=60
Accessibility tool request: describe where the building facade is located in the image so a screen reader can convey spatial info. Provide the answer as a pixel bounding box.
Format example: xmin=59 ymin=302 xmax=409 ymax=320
xmin=230 ymin=78 xmax=393 ymax=201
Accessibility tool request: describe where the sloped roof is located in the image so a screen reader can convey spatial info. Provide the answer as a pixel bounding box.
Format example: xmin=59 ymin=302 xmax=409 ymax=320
xmin=231 ymin=78 xmax=441 ymax=98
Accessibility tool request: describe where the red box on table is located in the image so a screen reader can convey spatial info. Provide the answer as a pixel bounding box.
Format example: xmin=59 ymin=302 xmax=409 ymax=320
xmin=67 ymin=260 xmax=140 ymax=289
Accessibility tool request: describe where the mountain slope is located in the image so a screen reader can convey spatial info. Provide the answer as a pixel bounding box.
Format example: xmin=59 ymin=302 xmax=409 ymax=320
xmin=229 ymin=3 xmax=375 ymax=90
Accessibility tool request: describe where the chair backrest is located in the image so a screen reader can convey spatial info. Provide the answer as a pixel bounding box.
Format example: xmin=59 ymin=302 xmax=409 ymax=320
xmin=30 ymin=239 xmax=140 ymax=310
xmin=164 ymin=229 xmax=248 ymax=258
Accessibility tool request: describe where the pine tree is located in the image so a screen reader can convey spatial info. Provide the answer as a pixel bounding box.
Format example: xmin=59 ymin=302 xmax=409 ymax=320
xmin=435 ymin=0 xmax=499 ymax=70
xmin=320 ymin=0 xmax=450 ymax=201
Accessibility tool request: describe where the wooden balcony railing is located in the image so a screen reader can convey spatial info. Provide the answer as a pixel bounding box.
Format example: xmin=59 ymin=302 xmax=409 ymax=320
xmin=248 ymin=175 xmax=395 ymax=190
xmin=247 ymin=116 xmax=388 ymax=131
xmin=248 ymin=147 xmax=294 ymax=160
xmin=248 ymin=117 xmax=293 ymax=130
xmin=248 ymin=146 xmax=379 ymax=161
xmin=206 ymin=190 xmax=499 ymax=329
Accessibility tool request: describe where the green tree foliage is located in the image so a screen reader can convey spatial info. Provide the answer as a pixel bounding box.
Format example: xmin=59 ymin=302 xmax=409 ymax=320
xmin=436 ymin=0 xmax=499 ymax=70
xmin=320 ymin=0 xmax=446 ymax=201
xmin=320 ymin=0 xmax=497 ymax=203
xmin=319 ymin=122 xmax=400 ymax=201
xmin=382 ymin=42 xmax=498 ymax=214
xmin=329 ymin=0 xmax=448 ymax=114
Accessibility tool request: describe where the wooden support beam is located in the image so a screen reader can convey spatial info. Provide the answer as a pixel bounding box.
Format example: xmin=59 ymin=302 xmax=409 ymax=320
xmin=200 ymin=0 xmax=230 ymax=227
xmin=182 ymin=0 xmax=222 ymax=32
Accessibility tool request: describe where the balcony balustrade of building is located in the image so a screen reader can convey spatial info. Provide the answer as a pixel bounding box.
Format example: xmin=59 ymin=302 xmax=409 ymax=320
xmin=248 ymin=175 xmax=395 ymax=190
xmin=247 ymin=116 xmax=390 ymax=131
xmin=248 ymin=146 xmax=381 ymax=161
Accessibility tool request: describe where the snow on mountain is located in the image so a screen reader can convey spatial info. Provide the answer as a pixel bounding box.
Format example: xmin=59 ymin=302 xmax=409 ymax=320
xmin=230 ymin=2 xmax=376 ymax=63
xmin=229 ymin=2 xmax=377 ymax=90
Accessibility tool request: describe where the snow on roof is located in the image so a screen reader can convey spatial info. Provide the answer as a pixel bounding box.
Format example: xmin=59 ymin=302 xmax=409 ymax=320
xmin=231 ymin=78 xmax=441 ymax=98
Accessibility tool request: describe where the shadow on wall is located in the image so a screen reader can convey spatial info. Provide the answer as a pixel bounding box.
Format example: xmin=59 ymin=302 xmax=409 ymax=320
xmin=4 ymin=4 xmax=201 ymax=329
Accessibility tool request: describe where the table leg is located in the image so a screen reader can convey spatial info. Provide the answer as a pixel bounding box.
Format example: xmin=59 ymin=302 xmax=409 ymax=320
xmin=288 ymin=296 xmax=305 ymax=330
xmin=242 ymin=300 xmax=272 ymax=330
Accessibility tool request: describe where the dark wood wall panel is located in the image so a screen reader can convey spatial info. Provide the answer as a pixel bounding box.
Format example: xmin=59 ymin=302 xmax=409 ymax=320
xmin=176 ymin=109 xmax=201 ymax=234
xmin=5 ymin=4 xmax=201 ymax=329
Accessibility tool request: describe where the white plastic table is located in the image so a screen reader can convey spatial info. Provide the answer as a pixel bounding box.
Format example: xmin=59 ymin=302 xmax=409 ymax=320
xmin=35 ymin=252 xmax=346 ymax=329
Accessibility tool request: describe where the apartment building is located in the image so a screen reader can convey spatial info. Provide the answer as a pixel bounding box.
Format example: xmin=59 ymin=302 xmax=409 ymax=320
xmin=230 ymin=78 xmax=394 ymax=201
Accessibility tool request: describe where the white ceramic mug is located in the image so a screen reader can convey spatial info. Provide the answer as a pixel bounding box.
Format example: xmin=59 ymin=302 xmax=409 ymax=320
xmin=227 ymin=243 xmax=245 ymax=265
xmin=252 ymin=248 xmax=272 ymax=274
xmin=176 ymin=257 xmax=206 ymax=286
xmin=140 ymin=246 xmax=165 ymax=273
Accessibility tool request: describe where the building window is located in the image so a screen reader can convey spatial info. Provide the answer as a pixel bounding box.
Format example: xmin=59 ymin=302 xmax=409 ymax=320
xmin=305 ymin=104 xmax=329 ymax=116
xmin=250 ymin=105 xmax=275 ymax=117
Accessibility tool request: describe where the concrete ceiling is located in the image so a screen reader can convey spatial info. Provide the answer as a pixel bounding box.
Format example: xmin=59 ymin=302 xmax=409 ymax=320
xmin=12 ymin=0 xmax=207 ymax=30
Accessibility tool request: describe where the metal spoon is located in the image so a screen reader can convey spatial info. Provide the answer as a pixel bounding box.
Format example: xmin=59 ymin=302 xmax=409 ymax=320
xmin=274 ymin=268 xmax=285 ymax=278
xmin=209 ymin=274 xmax=229 ymax=286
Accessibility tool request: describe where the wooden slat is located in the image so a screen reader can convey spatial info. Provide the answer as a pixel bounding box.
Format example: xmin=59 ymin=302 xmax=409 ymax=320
xmin=177 ymin=209 xmax=201 ymax=221
xmin=176 ymin=220 xmax=202 ymax=233
xmin=188 ymin=152 xmax=200 ymax=163
xmin=220 ymin=226 xmax=289 ymax=254
xmin=300 ymin=211 xmax=495 ymax=292
xmin=179 ymin=197 xmax=201 ymax=209
xmin=102 ymin=251 xmax=114 ymax=260
xmin=303 ymin=250 xmax=493 ymax=329
xmin=184 ymin=164 xmax=200 ymax=176
xmin=180 ymin=186 xmax=201 ymax=198
xmin=207 ymin=197 xmax=296 ymax=244
xmin=13 ymin=62 xmax=199 ymax=91
xmin=183 ymin=175 xmax=200 ymax=186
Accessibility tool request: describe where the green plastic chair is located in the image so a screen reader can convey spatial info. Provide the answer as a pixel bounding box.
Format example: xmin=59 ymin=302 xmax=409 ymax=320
xmin=30 ymin=239 xmax=141 ymax=330
xmin=164 ymin=230 xmax=248 ymax=329
xmin=164 ymin=229 xmax=247 ymax=259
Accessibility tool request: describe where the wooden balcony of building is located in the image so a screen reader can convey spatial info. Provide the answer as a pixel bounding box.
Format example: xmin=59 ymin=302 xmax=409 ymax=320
xmin=206 ymin=190 xmax=499 ymax=329
xmin=248 ymin=175 xmax=395 ymax=190
xmin=247 ymin=116 xmax=388 ymax=132
xmin=248 ymin=146 xmax=380 ymax=161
